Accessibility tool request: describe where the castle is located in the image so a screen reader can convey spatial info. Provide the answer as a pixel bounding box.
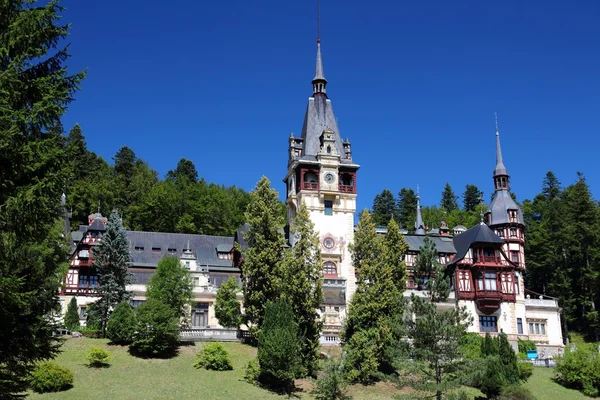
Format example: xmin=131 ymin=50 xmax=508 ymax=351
xmin=60 ymin=36 xmax=564 ymax=355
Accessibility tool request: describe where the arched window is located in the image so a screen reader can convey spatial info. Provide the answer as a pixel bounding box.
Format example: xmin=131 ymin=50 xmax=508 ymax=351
xmin=323 ymin=261 xmax=337 ymax=276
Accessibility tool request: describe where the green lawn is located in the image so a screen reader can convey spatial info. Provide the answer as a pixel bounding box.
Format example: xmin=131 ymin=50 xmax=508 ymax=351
xmin=29 ymin=338 xmax=592 ymax=400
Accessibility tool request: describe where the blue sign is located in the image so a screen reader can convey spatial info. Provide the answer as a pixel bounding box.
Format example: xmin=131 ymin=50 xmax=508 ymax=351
xmin=526 ymin=350 xmax=538 ymax=359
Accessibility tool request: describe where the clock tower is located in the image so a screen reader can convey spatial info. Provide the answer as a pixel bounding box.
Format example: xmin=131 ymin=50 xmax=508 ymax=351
xmin=284 ymin=38 xmax=359 ymax=342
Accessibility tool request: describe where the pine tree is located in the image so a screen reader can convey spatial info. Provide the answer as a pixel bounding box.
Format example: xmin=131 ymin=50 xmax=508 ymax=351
xmin=281 ymin=203 xmax=323 ymax=377
xmin=342 ymin=212 xmax=408 ymax=382
xmin=462 ymin=184 xmax=483 ymax=212
xmin=397 ymin=188 xmax=417 ymax=229
xmin=239 ymin=177 xmax=286 ymax=329
xmin=371 ymin=189 xmax=399 ymax=227
xmin=147 ymin=255 xmax=193 ymax=323
xmin=413 ymin=236 xmax=440 ymax=291
xmin=64 ymin=297 xmax=81 ymax=332
xmin=0 ymin=1 xmax=85 ymax=395
xmin=166 ymin=158 xmax=198 ymax=183
xmin=93 ymin=210 xmax=132 ymax=337
xmin=441 ymin=182 xmax=459 ymax=212
xmin=498 ymin=332 xmax=520 ymax=384
xmin=215 ymin=276 xmax=242 ymax=328
xmin=106 ymin=301 xmax=136 ymax=345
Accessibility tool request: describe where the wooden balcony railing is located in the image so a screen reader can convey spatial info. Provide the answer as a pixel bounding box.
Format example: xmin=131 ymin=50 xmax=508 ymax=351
xmin=474 ymin=256 xmax=501 ymax=264
xmin=338 ymin=184 xmax=355 ymax=193
xmin=301 ymin=182 xmax=318 ymax=190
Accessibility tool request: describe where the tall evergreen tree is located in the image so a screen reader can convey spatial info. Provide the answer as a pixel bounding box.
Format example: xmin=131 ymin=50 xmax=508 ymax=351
xmin=440 ymin=182 xmax=459 ymax=212
xmin=239 ymin=177 xmax=286 ymax=329
xmin=63 ymin=297 xmax=81 ymax=332
xmin=342 ymin=213 xmax=408 ymax=382
xmin=0 ymin=0 xmax=85 ymax=396
xmin=413 ymin=236 xmax=440 ymax=291
xmin=281 ymin=203 xmax=323 ymax=377
xmin=93 ymin=210 xmax=132 ymax=337
xmin=146 ymin=255 xmax=193 ymax=323
xmin=215 ymin=276 xmax=242 ymax=328
xmin=462 ymin=184 xmax=483 ymax=212
xmin=397 ymin=188 xmax=417 ymax=229
xmin=166 ymin=158 xmax=198 ymax=183
xmin=371 ymin=189 xmax=399 ymax=227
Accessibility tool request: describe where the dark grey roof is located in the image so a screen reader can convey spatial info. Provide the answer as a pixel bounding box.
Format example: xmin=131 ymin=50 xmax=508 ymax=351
xmin=300 ymin=95 xmax=344 ymax=157
xmin=127 ymin=231 xmax=233 ymax=268
xmin=486 ymin=190 xmax=524 ymax=225
xmin=404 ymin=235 xmax=456 ymax=253
xmin=216 ymin=243 xmax=232 ymax=252
xmin=195 ymin=247 xmax=233 ymax=268
xmin=71 ymin=231 xmax=83 ymax=242
xmin=451 ymin=223 xmax=505 ymax=264
xmin=131 ymin=270 xmax=154 ymax=285
xmin=88 ymin=219 xmax=106 ymax=232
xmin=313 ymin=41 xmax=326 ymax=82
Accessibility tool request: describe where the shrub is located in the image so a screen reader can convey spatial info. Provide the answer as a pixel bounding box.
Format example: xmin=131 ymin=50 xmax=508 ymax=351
xmin=498 ymin=385 xmax=536 ymax=400
xmin=86 ymin=347 xmax=111 ymax=367
xmin=498 ymin=333 xmax=520 ymax=385
xmin=459 ymin=332 xmax=483 ymax=360
xmin=517 ymin=362 xmax=533 ymax=382
xmin=64 ymin=297 xmax=81 ymax=332
xmin=194 ymin=342 xmax=233 ymax=371
xmin=342 ymin=328 xmax=380 ymax=383
xmin=517 ymin=339 xmax=537 ymax=355
xmin=106 ymin=301 xmax=136 ymax=344
xmin=257 ymin=301 xmax=301 ymax=391
xmin=244 ymin=358 xmax=260 ymax=384
xmin=29 ymin=362 xmax=74 ymax=393
xmin=555 ymin=345 xmax=600 ymax=397
xmin=312 ymin=357 xmax=348 ymax=400
xmin=131 ymin=299 xmax=180 ymax=356
xmin=471 ymin=355 xmax=507 ymax=398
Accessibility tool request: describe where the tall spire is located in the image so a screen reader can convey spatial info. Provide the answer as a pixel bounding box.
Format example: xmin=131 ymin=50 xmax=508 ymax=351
xmin=493 ymin=113 xmax=509 ymax=191
xmin=415 ymin=185 xmax=425 ymax=235
xmin=312 ymin=0 xmax=327 ymax=96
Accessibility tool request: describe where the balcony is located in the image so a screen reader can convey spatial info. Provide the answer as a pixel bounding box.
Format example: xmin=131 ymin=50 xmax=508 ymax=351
xmin=301 ymin=182 xmax=318 ymax=190
xmin=62 ymin=285 xmax=99 ymax=296
xmin=323 ymin=277 xmax=346 ymax=288
xmin=525 ymin=297 xmax=559 ymax=310
xmin=473 ymin=256 xmax=502 ymax=265
xmin=179 ymin=328 xmax=239 ymax=342
xmin=338 ymin=184 xmax=355 ymax=194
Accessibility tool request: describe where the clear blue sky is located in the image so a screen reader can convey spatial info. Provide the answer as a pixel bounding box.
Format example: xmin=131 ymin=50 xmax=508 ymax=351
xmin=61 ymin=0 xmax=600 ymax=212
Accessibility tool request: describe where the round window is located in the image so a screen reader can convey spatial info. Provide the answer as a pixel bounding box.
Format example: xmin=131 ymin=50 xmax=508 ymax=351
xmin=323 ymin=237 xmax=335 ymax=249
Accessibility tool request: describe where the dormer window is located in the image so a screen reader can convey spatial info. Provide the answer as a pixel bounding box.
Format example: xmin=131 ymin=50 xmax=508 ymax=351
xmin=167 ymin=247 xmax=177 ymax=254
xmin=152 ymin=247 xmax=161 ymax=253
xmin=510 ymin=228 xmax=517 ymax=237
xmin=134 ymin=245 xmax=144 ymax=252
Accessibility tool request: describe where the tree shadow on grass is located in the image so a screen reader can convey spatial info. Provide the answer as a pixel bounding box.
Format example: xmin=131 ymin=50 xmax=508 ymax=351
xmin=127 ymin=345 xmax=180 ymax=359
xmin=85 ymin=362 xmax=110 ymax=369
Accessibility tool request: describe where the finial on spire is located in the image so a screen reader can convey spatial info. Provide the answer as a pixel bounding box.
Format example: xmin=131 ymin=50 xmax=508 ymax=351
xmin=415 ymin=185 xmax=425 ymax=234
xmin=493 ymin=112 xmax=509 ymax=186
xmin=312 ymin=0 xmax=327 ymax=96
xmin=480 ymin=210 xmax=485 ymax=225
xmin=317 ymin=0 xmax=321 ymax=43
xmin=495 ymin=111 xmax=499 ymax=136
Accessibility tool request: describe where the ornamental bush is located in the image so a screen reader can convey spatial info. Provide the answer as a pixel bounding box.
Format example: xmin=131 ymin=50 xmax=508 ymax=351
xmin=86 ymin=347 xmax=111 ymax=367
xmin=517 ymin=339 xmax=537 ymax=355
xmin=131 ymin=299 xmax=180 ymax=356
xmin=193 ymin=342 xmax=233 ymax=371
xmin=517 ymin=361 xmax=533 ymax=381
xmin=312 ymin=357 xmax=348 ymax=400
xmin=555 ymin=345 xmax=600 ymax=397
xmin=244 ymin=358 xmax=260 ymax=384
xmin=498 ymin=385 xmax=536 ymax=400
xmin=106 ymin=301 xmax=136 ymax=344
xmin=64 ymin=297 xmax=81 ymax=332
xmin=29 ymin=362 xmax=74 ymax=393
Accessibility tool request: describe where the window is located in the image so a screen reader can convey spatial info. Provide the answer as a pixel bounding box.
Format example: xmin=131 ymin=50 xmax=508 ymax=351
xmin=134 ymin=245 xmax=144 ymax=251
xmin=323 ymin=261 xmax=337 ymax=276
xmin=484 ymin=272 xmax=497 ymax=291
xmin=167 ymin=247 xmax=177 ymax=254
xmin=319 ymin=306 xmax=326 ymax=313
xmin=529 ymin=322 xmax=534 ymax=334
xmin=217 ymin=252 xmax=232 ymax=260
xmin=152 ymin=247 xmax=161 ymax=252
xmin=130 ymin=300 xmax=145 ymax=309
xmin=79 ymin=306 xmax=87 ymax=319
xmin=192 ymin=302 xmax=209 ymax=328
xmin=324 ymin=200 xmax=333 ymax=216
xmin=517 ymin=318 xmax=523 ymax=334
xmin=510 ymin=251 xmax=519 ymax=264
xmin=535 ymin=323 xmax=540 ymax=334
xmin=185 ymin=261 xmax=190 ymax=270
xmin=497 ymin=229 xmax=504 ymax=238
xmin=89 ymin=275 xmax=99 ymax=288
xmin=334 ymin=306 xmax=340 ymax=313
xmin=510 ymin=229 xmax=517 ymax=237
xmin=514 ymin=276 xmax=520 ymax=294
xmin=193 ymin=277 xmax=200 ymax=287
xmin=541 ymin=323 xmax=546 ymax=335
xmin=479 ymin=315 xmax=498 ymax=332
xmin=528 ymin=319 xmax=547 ymax=335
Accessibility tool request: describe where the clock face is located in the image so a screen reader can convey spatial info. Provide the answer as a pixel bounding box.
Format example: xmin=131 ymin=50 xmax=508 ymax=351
xmin=324 ymin=172 xmax=335 ymax=184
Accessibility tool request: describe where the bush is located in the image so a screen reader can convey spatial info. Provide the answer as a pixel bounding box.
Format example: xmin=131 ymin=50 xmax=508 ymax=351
xmin=194 ymin=342 xmax=233 ymax=371
xmin=86 ymin=347 xmax=111 ymax=367
xmin=258 ymin=301 xmax=300 ymax=391
xmin=29 ymin=362 xmax=74 ymax=393
xmin=342 ymin=328 xmax=380 ymax=384
xmin=471 ymin=355 xmax=507 ymax=398
xmin=517 ymin=339 xmax=537 ymax=355
xmin=498 ymin=385 xmax=536 ymax=400
xmin=459 ymin=332 xmax=483 ymax=360
xmin=517 ymin=362 xmax=533 ymax=382
xmin=312 ymin=357 xmax=348 ymax=400
xmin=555 ymin=345 xmax=600 ymax=397
xmin=131 ymin=299 xmax=180 ymax=356
xmin=244 ymin=358 xmax=260 ymax=384
xmin=64 ymin=297 xmax=81 ymax=332
xmin=106 ymin=301 xmax=136 ymax=344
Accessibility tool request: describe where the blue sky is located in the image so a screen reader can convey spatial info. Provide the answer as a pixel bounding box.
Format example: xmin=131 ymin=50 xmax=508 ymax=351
xmin=60 ymin=0 xmax=600 ymax=212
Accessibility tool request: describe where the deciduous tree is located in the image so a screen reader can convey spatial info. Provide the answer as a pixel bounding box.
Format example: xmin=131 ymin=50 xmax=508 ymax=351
xmin=215 ymin=276 xmax=242 ymax=328
xmin=147 ymin=255 xmax=193 ymax=323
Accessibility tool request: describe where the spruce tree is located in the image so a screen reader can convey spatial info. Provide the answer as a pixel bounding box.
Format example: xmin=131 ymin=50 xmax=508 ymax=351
xmin=441 ymin=182 xmax=459 ymax=212
xmin=342 ymin=212 xmax=408 ymax=382
xmin=413 ymin=236 xmax=440 ymax=291
xmin=281 ymin=203 xmax=323 ymax=377
xmin=147 ymin=255 xmax=193 ymax=323
xmin=371 ymin=189 xmax=399 ymax=227
xmin=397 ymin=188 xmax=417 ymax=229
xmin=0 ymin=1 xmax=85 ymax=396
xmin=462 ymin=184 xmax=483 ymax=212
xmin=64 ymin=297 xmax=81 ymax=332
xmin=215 ymin=276 xmax=242 ymax=328
xmin=239 ymin=177 xmax=286 ymax=329
xmin=93 ymin=210 xmax=132 ymax=337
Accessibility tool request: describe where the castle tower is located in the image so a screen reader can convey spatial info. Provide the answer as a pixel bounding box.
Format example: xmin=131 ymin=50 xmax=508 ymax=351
xmin=284 ymin=37 xmax=359 ymax=341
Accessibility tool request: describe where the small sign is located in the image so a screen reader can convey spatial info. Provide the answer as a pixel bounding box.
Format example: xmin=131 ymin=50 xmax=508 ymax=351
xmin=526 ymin=350 xmax=538 ymax=359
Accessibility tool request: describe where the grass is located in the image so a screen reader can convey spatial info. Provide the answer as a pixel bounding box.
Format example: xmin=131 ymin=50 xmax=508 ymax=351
xmin=30 ymin=338 xmax=593 ymax=400
xmin=523 ymin=367 xmax=593 ymax=400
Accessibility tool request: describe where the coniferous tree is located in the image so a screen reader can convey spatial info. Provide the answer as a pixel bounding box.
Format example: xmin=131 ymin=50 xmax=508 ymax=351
xmin=215 ymin=276 xmax=242 ymax=328
xmin=131 ymin=299 xmax=180 ymax=356
xmin=0 ymin=1 xmax=85 ymax=396
xmin=146 ymin=255 xmax=193 ymax=323
xmin=64 ymin=297 xmax=81 ymax=332
xmin=371 ymin=189 xmax=399 ymax=227
xmin=397 ymin=188 xmax=417 ymax=229
xmin=166 ymin=158 xmax=198 ymax=183
xmin=462 ymin=184 xmax=483 ymax=212
xmin=441 ymin=182 xmax=459 ymax=212
xmin=281 ymin=203 xmax=323 ymax=377
xmin=93 ymin=210 xmax=132 ymax=337
xmin=342 ymin=213 xmax=408 ymax=382
xmin=106 ymin=301 xmax=136 ymax=345
xmin=239 ymin=177 xmax=286 ymax=329
xmin=413 ymin=236 xmax=440 ymax=290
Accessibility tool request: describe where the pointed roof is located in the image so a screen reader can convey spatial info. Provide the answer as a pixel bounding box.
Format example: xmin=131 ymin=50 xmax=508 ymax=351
xmin=450 ymin=223 xmax=505 ymax=265
xmin=494 ymin=114 xmax=508 ymax=177
xmin=414 ymin=187 xmax=425 ymax=235
xmin=312 ymin=40 xmax=326 ymax=83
